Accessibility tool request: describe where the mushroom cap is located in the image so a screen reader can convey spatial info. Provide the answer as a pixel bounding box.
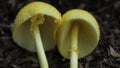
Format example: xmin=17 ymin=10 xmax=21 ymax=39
xmin=13 ymin=2 xmax=61 ymax=52
xmin=57 ymin=9 xmax=100 ymax=59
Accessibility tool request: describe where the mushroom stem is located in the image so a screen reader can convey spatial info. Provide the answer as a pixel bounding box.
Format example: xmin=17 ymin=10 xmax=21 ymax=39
xmin=30 ymin=14 xmax=49 ymax=68
xmin=32 ymin=24 xmax=49 ymax=68
xmin=70 ymin=23 xmax=79 ymax=68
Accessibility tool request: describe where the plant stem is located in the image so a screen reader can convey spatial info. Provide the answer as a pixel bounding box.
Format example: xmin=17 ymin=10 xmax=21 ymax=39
xmin=32 ymin=24 xmax=49 ymax=68
xmin=70 ymin=23 xmax=79 ymax=68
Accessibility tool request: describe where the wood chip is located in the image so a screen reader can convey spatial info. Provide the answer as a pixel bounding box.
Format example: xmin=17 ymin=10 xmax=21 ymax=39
xmin=11 ymin=64 xmax=20 ymax=68
xmin=78 ymin=63 xmax=84 ymax=68
xmin=114 ymin=1 xmax=120 ymax=9
xmin=109 ymin=46 xmax=120 ymax=57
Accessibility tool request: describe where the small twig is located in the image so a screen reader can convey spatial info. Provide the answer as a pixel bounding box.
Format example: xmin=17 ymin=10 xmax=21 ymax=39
xmin=11 ymin=64 xmax=20 ymax=68
xmin=96 ymin=1 xmax=119 ymax=12
xmin=102 ymin=61 xmax=119 ymax=67
xmin=0 ymin=24 xmax=11 ymax=29
xmin=0 ymin=36 xmax=12 ymax=40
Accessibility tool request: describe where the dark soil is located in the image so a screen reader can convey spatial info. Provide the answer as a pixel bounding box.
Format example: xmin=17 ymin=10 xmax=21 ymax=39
xmin=0 ymin=0 xmax=120 ymax=68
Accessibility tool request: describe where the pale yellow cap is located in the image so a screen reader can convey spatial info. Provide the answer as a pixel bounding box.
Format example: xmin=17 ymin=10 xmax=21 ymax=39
xmin=57 ymin=9 xmax=100 ymax=59
xmin=13 ymin=1 xmax=61 ymax=52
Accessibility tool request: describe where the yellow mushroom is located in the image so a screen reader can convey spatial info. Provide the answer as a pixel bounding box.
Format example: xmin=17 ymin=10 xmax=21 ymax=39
xmin=57 ymin=9 xmax=100 ymax=68
xmin=12 ymin=2 xmax=61 ymax=68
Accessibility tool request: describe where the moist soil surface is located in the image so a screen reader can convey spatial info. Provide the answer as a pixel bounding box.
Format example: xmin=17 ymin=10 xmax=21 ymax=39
xmin=0 ymin=0 xmax=120 ymax=68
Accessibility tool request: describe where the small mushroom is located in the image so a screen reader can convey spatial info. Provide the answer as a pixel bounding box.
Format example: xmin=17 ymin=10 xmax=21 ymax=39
xmin=57 ymin=9 xmax=100 ymax=68
xmin=13 ymin=2 xmax=61 ymax=68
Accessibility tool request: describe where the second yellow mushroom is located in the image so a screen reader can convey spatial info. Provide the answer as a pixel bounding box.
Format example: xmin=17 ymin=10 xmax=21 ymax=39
xmin=57 ymin=9 xmax=100 ymax=68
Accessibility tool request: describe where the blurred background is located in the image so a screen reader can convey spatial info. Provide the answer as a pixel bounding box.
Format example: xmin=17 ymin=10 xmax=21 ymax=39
xmin=0 ymin=0 xmax=120 ymax=68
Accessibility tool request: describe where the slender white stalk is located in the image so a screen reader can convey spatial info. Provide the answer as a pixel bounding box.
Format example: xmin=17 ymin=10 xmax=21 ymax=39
xmin=32 ymin=24 xmax=49 ymax=68
xmin=70 ymin=23 xmax=79 ymax=68
xmin=70 ymin=51 xmax=78 ymax=68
